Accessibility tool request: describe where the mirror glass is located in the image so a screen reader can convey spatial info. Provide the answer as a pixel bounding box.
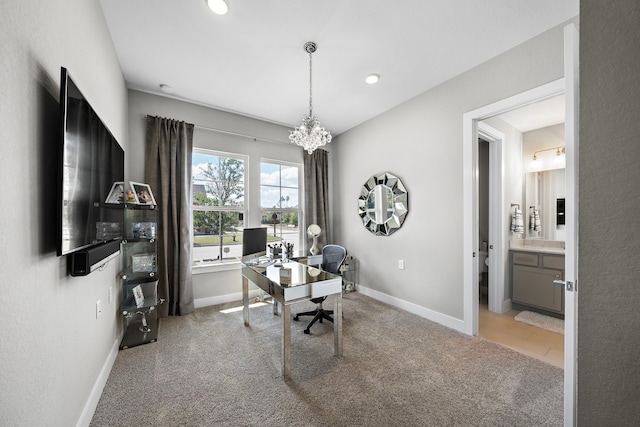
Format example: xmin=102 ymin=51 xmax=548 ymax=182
xmin=525 ymin=168 xmax=566 ymax=241
xmin=358 ymin=172 xmax=408 ymax=236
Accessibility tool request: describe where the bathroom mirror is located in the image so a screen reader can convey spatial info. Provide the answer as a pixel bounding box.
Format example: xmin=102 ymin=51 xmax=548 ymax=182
xmin=525 ymin=168 xmax=566 ymax=241
xmin=358 ymin=172 xmax=408 ymax=236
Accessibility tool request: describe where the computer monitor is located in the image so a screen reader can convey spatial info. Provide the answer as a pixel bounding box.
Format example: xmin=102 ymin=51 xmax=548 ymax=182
xmin=241 ymin=227 xmax=267 ymax=261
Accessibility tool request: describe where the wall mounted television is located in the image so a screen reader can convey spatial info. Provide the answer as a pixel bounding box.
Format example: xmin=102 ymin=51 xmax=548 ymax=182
xmin=57 ymin=67 xmax=124 ymax=275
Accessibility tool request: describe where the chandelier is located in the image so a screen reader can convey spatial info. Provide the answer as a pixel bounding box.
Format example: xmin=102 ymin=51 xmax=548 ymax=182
xmin=289 ymin=42 xmax=332 ymax=154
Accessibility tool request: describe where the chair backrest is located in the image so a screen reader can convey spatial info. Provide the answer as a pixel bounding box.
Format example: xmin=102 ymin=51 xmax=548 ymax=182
xmin=321 ymin=245 xmax=347 ymax=275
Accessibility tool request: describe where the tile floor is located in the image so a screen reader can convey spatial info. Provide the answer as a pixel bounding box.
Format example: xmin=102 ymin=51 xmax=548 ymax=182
xmin=478 ymin=302 xmax=564 ymax=369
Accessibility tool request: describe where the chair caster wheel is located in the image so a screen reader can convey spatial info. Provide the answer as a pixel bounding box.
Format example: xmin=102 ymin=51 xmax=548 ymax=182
xmin=304 ymin=329 xmax=310 ymax=334
xmin=294 ymin=316 xmax=299 ymax=321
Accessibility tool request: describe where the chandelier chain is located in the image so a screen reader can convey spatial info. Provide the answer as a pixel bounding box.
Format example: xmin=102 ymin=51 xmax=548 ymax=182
xmin=308 ymin=49 xmax=313 ymax=117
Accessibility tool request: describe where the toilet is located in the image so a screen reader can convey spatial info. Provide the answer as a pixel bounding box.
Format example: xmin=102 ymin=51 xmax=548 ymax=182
xmin=478 ymin=251 xmax=489 ymax=281
xmin=478 ymin=251 xmax=489 ymax=299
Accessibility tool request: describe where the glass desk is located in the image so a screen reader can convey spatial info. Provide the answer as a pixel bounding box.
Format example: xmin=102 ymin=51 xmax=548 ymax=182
xmin=241 ymin=259 xmax=343 ymax=380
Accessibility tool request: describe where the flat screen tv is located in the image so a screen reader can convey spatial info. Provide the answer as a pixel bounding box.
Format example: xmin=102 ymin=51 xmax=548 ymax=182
xmin=241 ymin=227 xmax=267 ymax=261
xmin=57 ymin=67 xmax=125 ymax=265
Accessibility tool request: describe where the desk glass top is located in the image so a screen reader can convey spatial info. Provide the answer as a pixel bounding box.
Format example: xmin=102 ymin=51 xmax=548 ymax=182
xmin=243 ymin=260 xmax=338 ymax=287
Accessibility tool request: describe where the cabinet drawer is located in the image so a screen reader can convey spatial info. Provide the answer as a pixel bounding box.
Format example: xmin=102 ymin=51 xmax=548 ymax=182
xmin=542 ymin=255 xmax=565 ymax=270
xmin=512 ymin=252 xmax=539 ymax=267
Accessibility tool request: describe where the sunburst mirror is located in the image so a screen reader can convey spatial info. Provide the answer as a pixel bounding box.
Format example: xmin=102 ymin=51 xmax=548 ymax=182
xmin=357 ymin=172 xmax=408 ymax=236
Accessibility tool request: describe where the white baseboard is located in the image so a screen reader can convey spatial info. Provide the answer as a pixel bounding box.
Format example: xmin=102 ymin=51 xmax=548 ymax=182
xmin=76 ymin=338 xmax=119 ymax=427
xmin=501 ymin=298 xmax=512 ymax=314
xmin=357 ymin=285 xmax=466 ymax=334
xmin=198 ymin=286 xmax=469 ymax=333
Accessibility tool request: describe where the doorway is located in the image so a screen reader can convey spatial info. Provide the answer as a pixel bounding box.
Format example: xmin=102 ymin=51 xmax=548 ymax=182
xmin=462 ymin=79 xmax=565 ymax=336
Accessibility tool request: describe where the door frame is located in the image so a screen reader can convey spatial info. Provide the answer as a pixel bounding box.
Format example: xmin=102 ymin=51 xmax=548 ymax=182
xmin=563 ymin=23 xmax=579 ymax=427
xmin=477 ymin=122 xmax=506 ymax=316
xmin=462 ymin=78 xmax=565 ymax=336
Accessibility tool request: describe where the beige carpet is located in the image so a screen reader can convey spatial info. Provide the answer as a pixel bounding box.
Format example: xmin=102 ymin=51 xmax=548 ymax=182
xmin=515 ymin=310 xmax=565 ymax=335
xmin=91 ymin=293 xmax=563 ymax=426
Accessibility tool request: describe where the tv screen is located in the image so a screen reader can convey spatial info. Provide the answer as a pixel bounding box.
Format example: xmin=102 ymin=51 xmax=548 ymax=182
xmin=57 ymin=67 xmax=125 ymax=256
xmin=242 ymin=227 xmax=267 ymax=258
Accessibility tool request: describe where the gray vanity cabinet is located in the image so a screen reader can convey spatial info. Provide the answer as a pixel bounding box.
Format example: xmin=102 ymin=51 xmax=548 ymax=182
xmin=511 ymin=251 xmax=564 ymax=315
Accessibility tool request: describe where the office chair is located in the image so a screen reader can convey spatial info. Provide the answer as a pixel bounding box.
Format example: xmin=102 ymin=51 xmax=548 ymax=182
xmin=294 ymin=244 xmax=347 ymax=334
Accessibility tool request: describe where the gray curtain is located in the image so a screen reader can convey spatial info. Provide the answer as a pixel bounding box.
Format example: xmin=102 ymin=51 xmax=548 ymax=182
xmin=303 ymin=149 xmax=329 ymax=250
xmin=145 ymin=116 xmax=194 ymax=316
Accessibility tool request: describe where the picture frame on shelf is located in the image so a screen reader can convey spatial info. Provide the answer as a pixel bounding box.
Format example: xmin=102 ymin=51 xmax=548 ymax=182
xmin=105 ymin=181 xmax=124 ymax=204
xmin=131 ymin=253 xmax=156 ymax=273
xmin=125 ymin=189 xmax=137 ymax=204
xmin=132 ymin=284 xmax=144 ymax=308
xmin=131 ymin=222 xmax=156 ymax=239
xmin=129 ymin=182 xmax=156 ymax=205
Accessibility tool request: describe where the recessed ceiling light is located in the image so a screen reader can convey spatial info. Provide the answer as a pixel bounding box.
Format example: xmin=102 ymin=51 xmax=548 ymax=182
xmin=205 ymin=0 xmax=229 ymax=15
xmin=365 ymin=73 xmax=380 ymax=85
xmin=159 ymin=84 xmax=174 ymax=94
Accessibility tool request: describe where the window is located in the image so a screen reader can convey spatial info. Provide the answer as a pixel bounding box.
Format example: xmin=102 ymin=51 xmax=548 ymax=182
xmin=260 ymin=161 xmax=301 ymax=254
xmin=192 ymin=149 xmax=246 ymax=265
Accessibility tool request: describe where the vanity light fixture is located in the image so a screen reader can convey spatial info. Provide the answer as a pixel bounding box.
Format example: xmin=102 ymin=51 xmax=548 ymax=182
xmin=365 ymin=73 xmax=380 ymax=84
xmin=533 ymin=146 xmax=565 ymax=161
xmin=205 ymin=0 xmax=229 ymax=15
xmin=289 ymin=42 xmax=332 ymax=154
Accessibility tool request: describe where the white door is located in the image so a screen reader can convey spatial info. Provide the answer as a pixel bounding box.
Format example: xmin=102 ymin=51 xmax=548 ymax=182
xmin=562 ymin=23 xmax=579 ymax=427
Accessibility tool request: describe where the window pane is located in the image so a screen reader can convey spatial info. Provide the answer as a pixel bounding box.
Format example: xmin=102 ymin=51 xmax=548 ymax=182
xmin=280 ymin=164 xmax=298 ymax=188
xmin=192 ymin=210 xmax=244 ymax=264
xmin=260 ymin=185 xmax=281 ymax=209
xmin=193 ymin=153 xmax=244 ymax=207
xmin=279 ymin=187 xmax=298 ymax=208
xmin=260 ymin=162 xmax=299 ymax=209
xmin=260 ymin=162 xmax=280 ymax=185
xmin=264 ymin=211 xmax=299 ymax=253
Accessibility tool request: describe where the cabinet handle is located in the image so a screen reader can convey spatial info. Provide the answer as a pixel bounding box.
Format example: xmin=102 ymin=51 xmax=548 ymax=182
xmin=553 ymin=280 xmax=574 ymax=291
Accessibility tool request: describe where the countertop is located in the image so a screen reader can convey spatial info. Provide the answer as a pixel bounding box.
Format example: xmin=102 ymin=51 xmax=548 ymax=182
xmin=509 ymin=240 xmax=565 ymax=255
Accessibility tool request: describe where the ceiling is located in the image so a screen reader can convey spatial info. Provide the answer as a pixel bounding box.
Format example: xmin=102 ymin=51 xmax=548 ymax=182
xmin=497 ymin=94 xmax=565 ymax=133
xmin=99 ymin=0 xmax=577 ymax=136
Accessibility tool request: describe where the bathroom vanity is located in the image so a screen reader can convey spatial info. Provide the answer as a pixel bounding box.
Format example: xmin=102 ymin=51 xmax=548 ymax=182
xmin=510 ymin=246 xmax=565 ymax=316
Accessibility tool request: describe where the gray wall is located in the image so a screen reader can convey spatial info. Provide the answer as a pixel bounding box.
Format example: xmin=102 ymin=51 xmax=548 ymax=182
xmin=579 ymin=1 xmax=640 ymax=424
xmin=332 ymin=22 xmax=568 ymax=321
xmin=0 ymin=1 xmax=128 ymax=425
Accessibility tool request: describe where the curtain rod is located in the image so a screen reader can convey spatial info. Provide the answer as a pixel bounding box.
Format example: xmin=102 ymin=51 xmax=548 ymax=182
xmin=144 ymin=116 xmax=288 ymax=145
xmin=193 ymin=123 xmax=287 ymax=145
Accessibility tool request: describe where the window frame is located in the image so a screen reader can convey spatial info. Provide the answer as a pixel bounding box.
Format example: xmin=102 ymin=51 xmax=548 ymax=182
xmin=260 ymin=158 xmax=303 ymax=256
xmin=192 ymin=148 xmax=248 ymax=270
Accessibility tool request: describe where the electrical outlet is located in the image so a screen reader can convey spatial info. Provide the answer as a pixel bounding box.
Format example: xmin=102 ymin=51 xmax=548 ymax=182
xmin=96 ymin=300 xmax=102 ymax=319
xmin=398 ymin=260 xmax=405 ymax=270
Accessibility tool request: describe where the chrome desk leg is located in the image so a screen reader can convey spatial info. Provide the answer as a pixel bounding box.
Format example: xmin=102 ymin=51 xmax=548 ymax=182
xmin=282 ymin=303 xmax=291 ymax=380
xmin=242 ymin=276 xmax=250 ymax=326
xmin=334 ymin=292 xmax=343 ymax=357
